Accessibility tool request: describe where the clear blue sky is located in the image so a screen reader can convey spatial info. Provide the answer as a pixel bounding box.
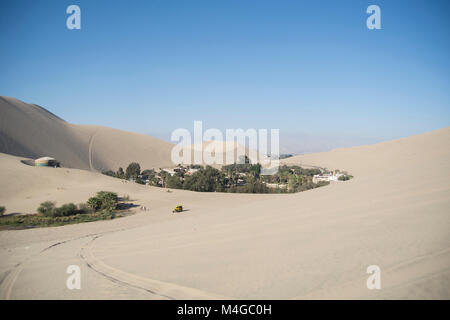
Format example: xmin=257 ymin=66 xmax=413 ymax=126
xmin=1 ymin=0 xmax=449 ymax=152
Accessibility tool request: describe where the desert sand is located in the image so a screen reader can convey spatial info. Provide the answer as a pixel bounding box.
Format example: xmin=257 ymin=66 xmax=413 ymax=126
xmin=0 ymin=96 xmax=174 ymax=171
xmin=0 ymin=98 xmax=449 ymax=299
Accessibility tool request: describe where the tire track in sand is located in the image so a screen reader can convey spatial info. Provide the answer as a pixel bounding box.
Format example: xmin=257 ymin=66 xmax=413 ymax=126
xmin=88 ymin=128 xmax=100 ymax=172
xmin=80 ymin=235 xmax=231 ymax=300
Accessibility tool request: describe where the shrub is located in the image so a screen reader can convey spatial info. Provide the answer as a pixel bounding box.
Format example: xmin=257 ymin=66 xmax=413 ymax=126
xmin=116 ymin=167 xmax=125 ymax=179
xmin=100 ymin=197 xmax=117 ymax=211
xmin=77 ymin=203 xmax=91 ymax=214
xmin=0 ymin=211 xmax=118 ymax=229
xmin=97 ymin=191 xmax=118 ymax=210
xmin=87 ymin=191 xmax=118 ymax=212
xmin=102 ymin=170 xmax=116 ymax=177
xmin=38 ymin=201 xmax=56 ymax=216
xmin=338 ymin=175 xmax=353 ymax=181
xmin=0 ymin=206 xmax=5 ymax=216
xmin=53 ymin=203 xmax=78 ymax=217
xmin=87 ymin=196 xmax=103 ymax=211
xmin=135 ymin=177 xmax=145 ymax=185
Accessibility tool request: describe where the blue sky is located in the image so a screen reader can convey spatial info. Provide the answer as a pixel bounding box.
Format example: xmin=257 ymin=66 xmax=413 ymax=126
xmin=1 ymin=0 xmax=449 ymax=153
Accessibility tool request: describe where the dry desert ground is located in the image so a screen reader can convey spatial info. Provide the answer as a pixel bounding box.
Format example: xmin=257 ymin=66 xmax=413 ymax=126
xmin=0 ymin=97 xmax=449 ymax=299
xmin=0 ymin=128 xmax=450 ymax=299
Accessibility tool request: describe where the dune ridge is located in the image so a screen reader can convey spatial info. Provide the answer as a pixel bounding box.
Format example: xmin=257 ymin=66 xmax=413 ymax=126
xmin=0 ymin=96 xmax=175 ymax=171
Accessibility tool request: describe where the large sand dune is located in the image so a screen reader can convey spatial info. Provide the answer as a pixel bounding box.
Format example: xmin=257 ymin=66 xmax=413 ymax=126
xmin=0 ymin=111 xmax=448 ymax=299
xmin=0 ymin=96 xmax=174 ymax=171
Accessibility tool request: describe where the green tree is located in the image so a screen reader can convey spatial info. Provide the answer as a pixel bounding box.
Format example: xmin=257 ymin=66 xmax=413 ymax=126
xmin=166 ymin=175 xmax=183 ymax=189
xmin=126 ymin=162 xmax=141 ymax=180
xmin=141 ymin=169 xmax=156 ymax=176
xmin=38 ymin=201 xmax=56 ymax=216
xmin=87 ymin=191 xmax=118 ymax=212
xmin=53 ymin=203 xmax=78 ymax=217
xmin=117 ymin=167 xmax=125 ymax=179
xmin=249 ymin=163 xmax=261 ymax=178
xmin=102 ymin=170 xmax=116 ymax=177
xmin=183 ymin=166 xmax=226 ymax=192
xmin=135 ymin=177 xmax=146 ymax=185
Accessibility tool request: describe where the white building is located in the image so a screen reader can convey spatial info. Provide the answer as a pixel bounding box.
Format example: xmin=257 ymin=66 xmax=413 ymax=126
xmin=313 ymin=172 xmax=344 ymax=183
xmin=186 ymin=168 xmax=199 ymax=175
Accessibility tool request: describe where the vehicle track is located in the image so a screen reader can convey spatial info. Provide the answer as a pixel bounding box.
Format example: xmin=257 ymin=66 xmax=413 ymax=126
xmin=88 ymin=128 xmax=100 ymax=172
xmin=79 ymin=235 xmax=230 ymax=300
xmin=0 ymin=227 xmax=229 ymax=300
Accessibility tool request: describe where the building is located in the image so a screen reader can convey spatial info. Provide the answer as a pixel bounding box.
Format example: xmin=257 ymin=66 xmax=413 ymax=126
xmin=34 ymin=157 xmax=59 ymax=167
xmin=313 ymin=172 xmax=344 ymax=183
xmin=185 ymin=168 xmax=199 ymax=175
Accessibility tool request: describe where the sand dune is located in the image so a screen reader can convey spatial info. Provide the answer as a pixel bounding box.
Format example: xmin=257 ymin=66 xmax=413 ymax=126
xmin=0 ymin=107 xmax=449 ymax=299
xmin=0 ymin=96 xmax=174 ymax=171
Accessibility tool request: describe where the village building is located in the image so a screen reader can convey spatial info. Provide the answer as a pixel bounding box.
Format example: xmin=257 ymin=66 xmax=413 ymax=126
xmin=312 ymin=171 xmax=344 ymax=183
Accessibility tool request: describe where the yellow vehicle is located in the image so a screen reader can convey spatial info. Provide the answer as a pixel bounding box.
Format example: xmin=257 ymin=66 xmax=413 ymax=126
xmin=172 ymin=205 xmax=183 ymax=213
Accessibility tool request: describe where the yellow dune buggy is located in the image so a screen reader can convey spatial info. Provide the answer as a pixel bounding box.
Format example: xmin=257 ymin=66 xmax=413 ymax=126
xmin=172 ymin=205 xmax=183 ymax=213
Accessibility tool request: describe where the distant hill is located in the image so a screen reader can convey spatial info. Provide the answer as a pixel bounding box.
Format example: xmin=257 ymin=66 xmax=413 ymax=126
xmin=0 ymin=96 xmax=175 ymax=171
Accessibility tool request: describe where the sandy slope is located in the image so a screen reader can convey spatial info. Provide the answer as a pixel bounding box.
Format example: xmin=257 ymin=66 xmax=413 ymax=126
xmin=0 ymin=128 xmax=449 ymax=299
xmin=0 ymin=96 xmax=174 ymax=171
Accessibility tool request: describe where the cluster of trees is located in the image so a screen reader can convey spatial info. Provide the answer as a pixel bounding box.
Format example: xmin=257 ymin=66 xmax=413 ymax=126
xmin=222 ymin=163 xmax=261 ymax=177
xmin=0 ymin=206 xmax=5 ymax=216
xmin=103 ymin=163 xmax=162 ymax=185
xmin=102 ymin=161 xmax=339 ymax=194
xmin=0 ymin=192 xmax=127 ymax=229
xmin=258 ymin=165 xmax=326 ymax=192
xmin=38 ymin=201 xmax=84 ymax=217
xmin=37 ymin=191 xmax=120 ymax=217
xmin=183 ymin=166 xmax=227 ymax=192
xmin=179 ymin=164 xmax=327 ymax=193
xmin=102 ymin=162 xmax=141 ymax=180
xmin=261 ymin=165 xmax=321 ymax=183
xmin=228 ymin=177 xmax=271 ymax=193
xmin=86 ymin=191 xmax=119 ymax=212
xmin=172 ymin=166 xmax=270 ymax=193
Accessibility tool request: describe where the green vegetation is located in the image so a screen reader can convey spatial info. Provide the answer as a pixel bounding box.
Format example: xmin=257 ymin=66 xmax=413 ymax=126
xmin=102 ymin=160 xmax=353 ymax=194
xmin=126 ymin=162 xmax=141 ymax=180
xmin=38 ymin=201 xmax=88 ymax=217
xmin=338 ymin=174 xmax=353 ymax=181
xmin=0 ymin=206 xmax=5 ymax=216
xmin=261 ymin=165 xmax=324 ymax=193
xmin=0 ymin=211 xmax=116 ymax=230
xmin=102 ymin=167 xmax=126 ymax=179
xmin=37 ymin=201 xmax=56 ymax=216
xmin=117 ymin=167 xmax=125 ymax=179
xmin=87 ymin=191 xmax=118 ymax=211
xmin=183 ymin=166 xmax=227 ymax=192
xmin=102 ymin=170 xmax=116 ymax=177
xmin=53 ymin=203 xmax=79 ymax=217
xmin=0 ymin=191 xmax=130 ymax=230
